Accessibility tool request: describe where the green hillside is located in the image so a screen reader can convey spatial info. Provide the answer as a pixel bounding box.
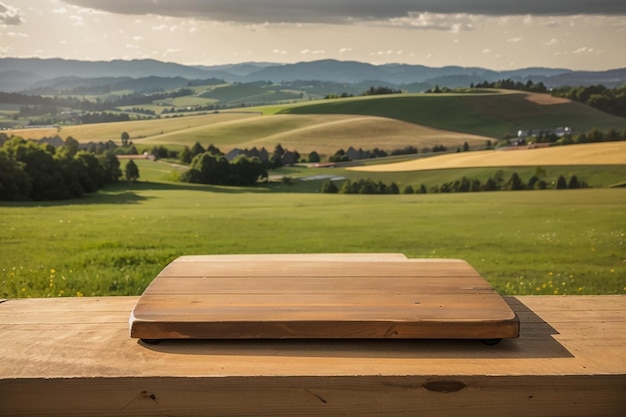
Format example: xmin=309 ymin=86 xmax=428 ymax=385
xmin=200 ymin=83 xmax=308 ymax=106
xmin=278 ymin=91 xmax=626 ymax=138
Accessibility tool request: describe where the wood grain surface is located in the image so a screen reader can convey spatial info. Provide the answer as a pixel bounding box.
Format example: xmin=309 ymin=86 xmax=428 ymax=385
xmin=129 ymin=255 xmax=519 ymax=340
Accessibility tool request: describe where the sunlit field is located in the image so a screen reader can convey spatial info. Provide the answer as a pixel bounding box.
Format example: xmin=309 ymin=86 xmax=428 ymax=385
xmin=1 ymin=184 xmax=624 ymax=299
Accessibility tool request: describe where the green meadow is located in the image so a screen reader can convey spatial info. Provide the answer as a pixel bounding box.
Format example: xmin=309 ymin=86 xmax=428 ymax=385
xmin=1 ymin=167 xmax=624 ymax=299
xmin=280 ymin=92 xmax=626 ymax=137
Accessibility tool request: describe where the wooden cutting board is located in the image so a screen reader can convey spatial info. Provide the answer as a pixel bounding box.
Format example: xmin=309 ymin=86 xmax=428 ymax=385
xmin=129 ymin=254 xmax=519 ymax=342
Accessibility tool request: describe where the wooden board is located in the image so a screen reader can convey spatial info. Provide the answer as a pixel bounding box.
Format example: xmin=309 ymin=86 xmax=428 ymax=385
xmin=1 ymin=295 xmax=625 ymax=416
xmin=129 ymin=254 xmax=519 ymax=341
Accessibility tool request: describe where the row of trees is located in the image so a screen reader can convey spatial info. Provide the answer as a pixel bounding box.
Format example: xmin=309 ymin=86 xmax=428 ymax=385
xmin=321 ymin=171 xmax=588 ymax=195
xmin=0 ymin=136 xmax=124 ymax=201
xmin=471 ymin=79 xmax=549 ymax=93
xmin=427 ymin=172 xmax=587 ymax=194
xmin=551 ymin=84 xmax=626 ymax=118
xmin=322 ymin=179 xmax=400 ymax=194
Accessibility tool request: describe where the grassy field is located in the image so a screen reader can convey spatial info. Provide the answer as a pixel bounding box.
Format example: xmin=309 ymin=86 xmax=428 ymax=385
xmin=280 ymin=91 xmax=626 ymax=138
xmin=1 ymin=172 xmax=624 ymax=299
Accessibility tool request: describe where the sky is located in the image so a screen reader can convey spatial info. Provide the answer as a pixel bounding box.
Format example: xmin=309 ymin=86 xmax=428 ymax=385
xmin=1 ymin=0 xmax=625 ymax=70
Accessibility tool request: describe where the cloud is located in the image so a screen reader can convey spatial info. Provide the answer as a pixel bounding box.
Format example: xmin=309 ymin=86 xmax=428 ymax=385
xmin=60 ymin=1 xmax=626 ymax=24
xmin=387 ymin=12 xmax=475 ymax=32
xmin=0 ymin=2 xmax=24 ymax=25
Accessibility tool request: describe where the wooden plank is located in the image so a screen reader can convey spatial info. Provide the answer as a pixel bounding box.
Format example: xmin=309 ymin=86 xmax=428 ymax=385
xmin=130 ymin=255 xmax=517 ymax=341
xmin=157 ymin=259 xmax=480 ymax=278
xmin=1 ymin=376 xmax=624 ymax=417
xmin=142 ymin=276 xmax=493 ymax=295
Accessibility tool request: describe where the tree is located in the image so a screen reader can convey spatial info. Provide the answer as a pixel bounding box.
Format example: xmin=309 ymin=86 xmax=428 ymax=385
xmin=65 ymin=136 xmax=79 ymax=157
xmin=308 ymin=151 xmax=320 ymax=163
xmin=463 ymin=141 xmax=470 ymax=152
xmin=75 ymin=151 xmax=105 ymax=192
xmin=99 ymin=151 xmax=122 ymax=184
xmin=387 ymin=182 xmax=400 ymax=194
xmin=528 ymin=175 xmax=539 ymax=189
xmin=0 ymin=150 xmax=31 ymax=200
xmin=179 ymin=146 xmax=193 ymax=164
xmin=182 ymin=152 xmax=231 ymax=185
xmin=190 ymin=142 xmax=206 ymax=157
xmin=125 ymin=160 xmax=140 ymax=182
xmin=568 ymin=175 xmax=580 ymax=189
xmin=230 ymin=155 xmax=266 ymax=185
xmin=482 ymin=177 xmax=498 ymax=191
xmin=270 ymin=144 xmax=285 ymax=168
xmin=403 ymin=185 xmax=414 ymax=194
xmin=556 ymin=175 xmax=568 ymax=189
xmin=507 ymin=172 xmax=525 ymax=191
xmin=321 ymin=180 xmax=339 ymax=193
xmin=121 ymin=131 xmax=130 ymax=147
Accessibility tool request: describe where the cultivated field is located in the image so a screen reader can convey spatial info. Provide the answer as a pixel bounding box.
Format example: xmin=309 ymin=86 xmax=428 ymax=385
xmin=350 ymin=142 xmax=626 ymax=172
xmin=7 ymin=113 xmax=492 ymax=156
xmin=7 ymin=91 xmax=624 ymax=158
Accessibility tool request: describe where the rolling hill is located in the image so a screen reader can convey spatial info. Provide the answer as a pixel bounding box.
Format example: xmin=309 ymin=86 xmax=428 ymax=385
xmin=279 ymin=91 xmax=626 ymax=138
xmin=5 ymin=91 xmax=624 ymax=157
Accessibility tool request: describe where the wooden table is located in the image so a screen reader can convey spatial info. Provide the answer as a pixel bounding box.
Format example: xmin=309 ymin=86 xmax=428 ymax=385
xmin=0 ymin=258 xmax=624 ymax=416
xmin=130 ymin=254 xmax=519 ymax=342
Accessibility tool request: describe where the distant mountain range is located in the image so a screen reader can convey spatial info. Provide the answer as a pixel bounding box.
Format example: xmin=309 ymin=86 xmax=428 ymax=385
xmin=1 ymin=58 xmax=625 ymax=93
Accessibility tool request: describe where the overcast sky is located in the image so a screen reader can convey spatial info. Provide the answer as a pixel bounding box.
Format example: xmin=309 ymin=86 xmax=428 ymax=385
xmin=1 ymin=0 xmax=625 ymax=70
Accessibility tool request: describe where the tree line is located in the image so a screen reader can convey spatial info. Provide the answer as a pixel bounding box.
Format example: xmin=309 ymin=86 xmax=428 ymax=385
xmin=551 ymin=84 xmax=626 ymax=118
xmin=471 ymin=79 xmax=549 ymax=93
xmin=321 ymin=170 xmax=587 ymax=195
xmin=0 ymin=136 xmax=124 ymax=201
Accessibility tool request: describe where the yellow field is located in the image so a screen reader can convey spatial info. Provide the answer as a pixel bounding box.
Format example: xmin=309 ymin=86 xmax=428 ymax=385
xmin=6 ymin=112 xmax=258 ymax=142
xmin=7 ymin=112 xmax=492 ymax=155
xmin=350 ymin=142 xmax=626 ymax=172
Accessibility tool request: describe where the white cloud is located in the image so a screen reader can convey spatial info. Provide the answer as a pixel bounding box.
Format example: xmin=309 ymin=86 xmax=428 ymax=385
xmin=0 ymin=1 xmax=24 ymax=25
xmin=70 ymin=15 xmax=84 ymax=26
xmin=6 ymin=31 xmax=27 ymax=37
xmin=339 ymin=47 xmax=353 ymax=53
xmin=387 ymin=12 xmax=475 ymax=32
xmin=572 ymin=46 xmax=593 ymax=54
xmin=545 ymin=38 xmax=559 ymax=46
xmin=300 ymin=49 xmax=325 ymax=55
xmin=272 ymin=49 xmax=287 ymax=55
xmin=507 ymin=37 xmax=523 ymax=43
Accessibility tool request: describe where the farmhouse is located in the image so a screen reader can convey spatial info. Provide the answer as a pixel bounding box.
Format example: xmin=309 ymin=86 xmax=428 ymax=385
xmin=517 ymin=127 xmax=572 ymax=139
